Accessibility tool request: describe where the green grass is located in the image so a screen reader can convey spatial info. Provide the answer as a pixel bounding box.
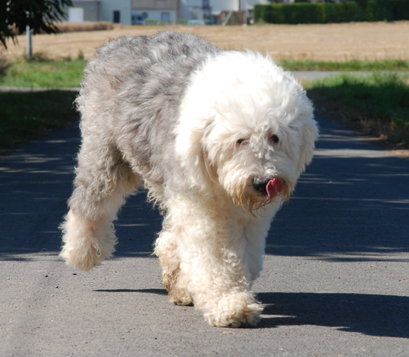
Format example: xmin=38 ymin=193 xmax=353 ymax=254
xmin=305 ymin=73 xmax=409 ymax=145
xmin=0 ymin=57 xmax=86 ymax=89
xmin=0 ymin=91 xmax=79 ymax=150
xmin=1 ymin=57 xmax=408 ymax=88
xmin=279 ymin=59 xmax=409 ymax=72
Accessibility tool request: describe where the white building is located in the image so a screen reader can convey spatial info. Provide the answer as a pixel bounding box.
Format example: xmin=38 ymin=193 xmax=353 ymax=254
xmin=178 ymin=0 xmax=269 ymax=19
xmin=101 ymin=0 xmax=132 ymax=25
xmin=69 ymin=1 xmax=101 ymax=22
xmin=68 ymin=0 xmax=269 ymax=25
xmin=131 ymin=0 xmax=179 ymax=24
xmin=69 ymin=0 xmax=178 ymax=25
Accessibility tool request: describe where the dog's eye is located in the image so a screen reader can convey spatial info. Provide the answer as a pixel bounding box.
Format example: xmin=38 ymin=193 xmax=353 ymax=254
xmin=271 ymin=135 xmax=279 ymax=144
xmin=237 ymin=139 xmax=246 ymax=145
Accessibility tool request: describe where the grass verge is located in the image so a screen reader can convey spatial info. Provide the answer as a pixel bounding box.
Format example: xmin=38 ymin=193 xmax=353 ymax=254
xmin=279 ymin=59 xmax=409 ymax=72
xmin=1 ymin=57 xmax=408 ymax=88
xmin=0 ymin=56 xmax=86 ymax=89
xmin=0 ymin=91 xmax=78 ymax=150
xmin=305 ymin=73 xmax=409 ymax=147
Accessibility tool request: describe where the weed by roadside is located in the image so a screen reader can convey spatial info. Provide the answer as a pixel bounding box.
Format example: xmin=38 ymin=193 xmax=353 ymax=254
xmin=306 ymin=73 xmax=409 ymax=147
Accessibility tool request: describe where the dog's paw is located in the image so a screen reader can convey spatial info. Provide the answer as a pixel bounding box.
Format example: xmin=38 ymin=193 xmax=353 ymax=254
xmin=203 ymin=293 xmax=263 ymax=328
xmin=172 ymin=297 xmax=194 ymax=307
xmin=60 ymin=210 xmax=116 ymax=271
xmin=168 ymin=286 xmax=194 ymax=306
xmin=60 ymin=238 xmax=107 ymax=272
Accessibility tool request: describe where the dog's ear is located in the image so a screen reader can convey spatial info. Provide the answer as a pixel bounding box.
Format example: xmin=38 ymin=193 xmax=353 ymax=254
xmin=296 ymin=113 xmax=319 ymax=175
xmin=175 ymin=118 xmax=217 ymax=190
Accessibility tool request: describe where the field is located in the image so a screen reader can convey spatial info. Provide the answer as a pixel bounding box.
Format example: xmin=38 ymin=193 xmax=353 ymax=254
xmin=3 ymin=21 xmax=409 ymax=62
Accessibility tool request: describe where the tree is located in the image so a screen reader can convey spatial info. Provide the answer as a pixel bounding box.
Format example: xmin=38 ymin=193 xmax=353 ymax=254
xmin=0 ymin=0 xmax=73 ymax=48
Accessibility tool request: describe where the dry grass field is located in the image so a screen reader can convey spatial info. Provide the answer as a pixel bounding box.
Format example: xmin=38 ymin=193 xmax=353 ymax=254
xmin=3 ymin=21 xmax=409 ymax=62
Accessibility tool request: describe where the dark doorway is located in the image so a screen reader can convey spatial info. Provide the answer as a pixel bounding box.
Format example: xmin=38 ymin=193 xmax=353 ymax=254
xmin=113 ymin=10 xmax=120 ymax=23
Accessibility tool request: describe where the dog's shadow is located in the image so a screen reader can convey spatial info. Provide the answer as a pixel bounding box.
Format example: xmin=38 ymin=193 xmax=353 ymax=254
xmin=257 ymin=291 xmax=409 ymax=338
xmin=93 ymin=288 xmax=409 ymax=338
xmin=95 ymin=288 xmax=168 ymax=295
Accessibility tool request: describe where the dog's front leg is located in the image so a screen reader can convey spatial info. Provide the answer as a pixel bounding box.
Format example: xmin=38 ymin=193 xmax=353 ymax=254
xmin=174 ymin=209 xmax=264 ymax=328
xmin=197 ymin=273 xmax=263 ymax=328
xmin=193 ymin=234 xmax=263 ymax=327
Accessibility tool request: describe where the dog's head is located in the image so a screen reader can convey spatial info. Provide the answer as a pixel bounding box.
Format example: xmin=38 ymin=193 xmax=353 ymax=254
xmin=175 ymin=51 xmax=318 ymax=213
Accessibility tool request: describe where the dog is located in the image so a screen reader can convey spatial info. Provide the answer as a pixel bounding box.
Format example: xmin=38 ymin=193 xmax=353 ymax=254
xmin=60 ymin=31 xmax=318 ymax=328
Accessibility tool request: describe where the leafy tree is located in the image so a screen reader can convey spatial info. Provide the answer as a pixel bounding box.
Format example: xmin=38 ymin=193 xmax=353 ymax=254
xmin=0 ymin=0 xmax=73 ymax=48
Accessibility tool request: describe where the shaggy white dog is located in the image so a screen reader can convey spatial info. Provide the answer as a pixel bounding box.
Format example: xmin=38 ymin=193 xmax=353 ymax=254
xmin=60 ymin=32 xmax=318 ymax=328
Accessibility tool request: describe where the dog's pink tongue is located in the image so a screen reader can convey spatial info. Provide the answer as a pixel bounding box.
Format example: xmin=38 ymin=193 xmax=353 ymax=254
xmin=266 ymin=178 xmax=283 ymax=199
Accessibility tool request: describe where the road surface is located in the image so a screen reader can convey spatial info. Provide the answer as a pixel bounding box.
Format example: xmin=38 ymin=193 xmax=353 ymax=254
xmin=1 ymin=112 xmax=408 ymax=356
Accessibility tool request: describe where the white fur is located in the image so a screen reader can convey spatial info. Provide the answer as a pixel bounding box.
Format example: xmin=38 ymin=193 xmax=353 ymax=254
xmin=60 ymin=32 xmax=318 ymax=328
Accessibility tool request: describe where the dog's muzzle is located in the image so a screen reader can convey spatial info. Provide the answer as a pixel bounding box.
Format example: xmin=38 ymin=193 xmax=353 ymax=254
xmin=252 ymin=177 xmax=271 ymax=195
xmin=252 ymin=177 xmax=283 ymax=200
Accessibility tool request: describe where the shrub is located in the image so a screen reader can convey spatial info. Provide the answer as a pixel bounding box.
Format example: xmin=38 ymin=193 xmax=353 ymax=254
xmin=379 ymin=0 xmax=409 ymax=21
xmin=283 ymin=3 xmax=325 ymax=24
xmin=324 ymin=3 xmax=344 ymax=23
xmin=366 ymin=0 xmax=380 ymax=21
xmin=343 ymin=2 xmax=366 ymax=22
xmin=254 ymin=0 xmax=408 ymax=24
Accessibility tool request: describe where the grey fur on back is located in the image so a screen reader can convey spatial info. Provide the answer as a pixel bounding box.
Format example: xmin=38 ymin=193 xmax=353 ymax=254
xmin=75 ymin=32 xmax=220 ymax=203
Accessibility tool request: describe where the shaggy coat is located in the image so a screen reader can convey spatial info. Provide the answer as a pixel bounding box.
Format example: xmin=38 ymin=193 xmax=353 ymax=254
xmin=60 ymin=31 xmax=318 ymax=328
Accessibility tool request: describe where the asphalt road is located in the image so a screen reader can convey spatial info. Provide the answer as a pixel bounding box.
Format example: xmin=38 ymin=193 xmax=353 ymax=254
xmin=1 ymin=112 xmax=409 ymax=356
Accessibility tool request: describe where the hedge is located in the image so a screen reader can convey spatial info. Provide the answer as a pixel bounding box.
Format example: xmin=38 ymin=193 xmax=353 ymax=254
xmin=254 ymin=0 xmax=409 ymax=24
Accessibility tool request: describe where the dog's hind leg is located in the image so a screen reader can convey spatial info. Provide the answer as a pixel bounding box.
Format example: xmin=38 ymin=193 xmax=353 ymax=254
xmin=155 ymin=230 xmax=193 ymax=306
xmin=60 ymin=142 xmax=140 ymax=271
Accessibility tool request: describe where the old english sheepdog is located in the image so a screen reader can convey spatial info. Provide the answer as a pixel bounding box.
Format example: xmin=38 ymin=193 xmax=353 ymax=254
xmin=60 ymin=31 xmax=318 ymax=328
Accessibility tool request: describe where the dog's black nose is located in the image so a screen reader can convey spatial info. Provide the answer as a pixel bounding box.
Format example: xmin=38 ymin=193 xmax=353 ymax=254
xmin=252 ymin=177 xmax=271 ymax=195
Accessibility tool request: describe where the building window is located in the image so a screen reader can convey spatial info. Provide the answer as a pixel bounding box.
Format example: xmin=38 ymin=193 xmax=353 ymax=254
xmin=161 ymin=12 xmax=171 ymax=21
